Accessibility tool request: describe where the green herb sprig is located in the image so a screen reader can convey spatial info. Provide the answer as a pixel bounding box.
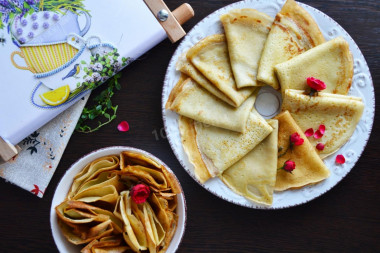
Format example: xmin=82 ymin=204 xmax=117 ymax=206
xmin=75 ymin=73 xmax=122 ymax=133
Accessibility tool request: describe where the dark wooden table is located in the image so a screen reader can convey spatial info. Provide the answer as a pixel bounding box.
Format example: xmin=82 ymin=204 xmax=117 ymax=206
xmin=1 ymin=0 xmax=379 ymax=252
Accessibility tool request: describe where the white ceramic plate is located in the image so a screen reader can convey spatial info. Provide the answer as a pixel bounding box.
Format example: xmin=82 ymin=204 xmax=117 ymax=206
xmin=162 ymin=0 xmax=375 ymax=209
xmin=50 ymin=146 xmax=187 ymax=252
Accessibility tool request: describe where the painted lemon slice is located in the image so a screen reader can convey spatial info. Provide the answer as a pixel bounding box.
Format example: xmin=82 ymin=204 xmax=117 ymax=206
xmin=40 ymin=85 xmax=70 ymax=106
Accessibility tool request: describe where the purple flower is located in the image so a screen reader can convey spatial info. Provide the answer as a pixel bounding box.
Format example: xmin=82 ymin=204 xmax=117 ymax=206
xmin=31 ymin=13 xmax=37 ymax=21
xmin=28 ymin=32 xmax=34 ymax=38
xmin=26 ymin=0 xmax=35 ymax=4
xmin=19 ymin=37 xmax=26 ymax=44
xmin=43 ymin=22 xmax=49 ymax=29
xmin=43 ymin=12 xmax=50 ymax=19
xmin=53 ymin=14 xmax=59 ymax=21
xmin=0 ymin=0 xmax=10 ymax=8
xmin=21 ymin=19 xmax=27 ymax=26
xmin=32 ymin=22 xmax=38 ymax=29
xmin=16 ymin=28 xmax=23 ymax=35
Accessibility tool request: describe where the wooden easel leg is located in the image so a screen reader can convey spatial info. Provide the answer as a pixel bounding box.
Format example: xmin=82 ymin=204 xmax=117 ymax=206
xmin=0 ymin=137 xmax=20 ymax=164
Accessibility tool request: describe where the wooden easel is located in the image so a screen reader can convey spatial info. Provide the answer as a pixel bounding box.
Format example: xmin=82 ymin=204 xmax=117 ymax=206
xmin=144 ymin=0 xmax=194 ymax=43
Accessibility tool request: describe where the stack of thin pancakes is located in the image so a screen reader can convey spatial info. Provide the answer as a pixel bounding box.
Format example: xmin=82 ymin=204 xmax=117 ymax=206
xmin=166 ymin=0 xmax=364 ymax=206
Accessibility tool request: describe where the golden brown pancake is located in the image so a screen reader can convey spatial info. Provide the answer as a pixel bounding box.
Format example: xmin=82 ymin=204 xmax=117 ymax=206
xmin=166 ymin=77 xmax=256 ymax=133
xmin=187 ymin=34 xmax=256 ymax=107
xmin=220 ymin=8 xmax=273 ymax=88
xmin=221 ymin=120 xmax=278 ymax=205
xmin=274 ymin=111 xmax=330 ymax=191
xmin=257 ymin=0 xmax=325 ymax=90
xmin=179 ymin=109 xmax=273 ymax=180
xmin=281 ymin=89 xmax=364 ymax=158
xmin=275 ymin=37 xmax=353 ymax=95
xmin=176 ymin=55 xmax=236 ymax=106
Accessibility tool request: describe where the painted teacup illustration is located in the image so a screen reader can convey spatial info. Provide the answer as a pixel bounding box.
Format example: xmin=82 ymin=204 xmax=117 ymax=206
xmin=10 ymin=40 xmax=81 ymax=74
xmin=11 ymin=10 xmax=91 ymax=45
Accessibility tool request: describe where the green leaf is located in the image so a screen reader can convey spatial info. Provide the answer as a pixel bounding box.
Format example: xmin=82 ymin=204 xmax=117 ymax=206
xmin=81 ymin=60 xmax=86 ymax=64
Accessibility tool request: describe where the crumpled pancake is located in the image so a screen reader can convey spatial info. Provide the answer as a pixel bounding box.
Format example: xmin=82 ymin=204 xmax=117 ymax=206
xmin=275 ymin=37 xmax=353 ymax=95
xmin=67 ymin=155 xmax=120 ymax=199
xmin=187 ymin=34 xmax=256 ymax=107
xmin=179 ymin=109 xmax=273 ymax=180
xmin=274 ymin=111 xmax=330 ymax=191
xmin=166 ymin=77 xmax=256 ymax=133
xmin=257 ymin=0 xmax=325 ymax=89
xmin=281 ymin=89 xmax=364 ymax=158
xmin=221 ymin=120 xmax=278 ymax=205
xmin=221 ymin=8 xmax=273 ymax=88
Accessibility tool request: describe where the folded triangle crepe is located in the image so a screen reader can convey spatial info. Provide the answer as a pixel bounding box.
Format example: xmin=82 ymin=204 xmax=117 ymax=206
xmin=176 ymin=55 xmax=236 ymax=107
xmin=221 ymin=120 xmax=278 ymax=205
xmin=166 ymin=77 xmax=256 ymax=133
xmin=186 ymin=34 xmax=256 ymax=107
xmin=179 ymin=109 xmax=273 ymax=182
xmin=281 ymin=89 xmax=364 ymax=158
xmin=257 ymin=0 xmax=325 ymax=90
xmin=220 ymin=8 xmax=273 ymax=88
xmin=274 ymin=111 xmax=330 ymax=191
xmin=275 ymin=37 xmax=353 ymax=95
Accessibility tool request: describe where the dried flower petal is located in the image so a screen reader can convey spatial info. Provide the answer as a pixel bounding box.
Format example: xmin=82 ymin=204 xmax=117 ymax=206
xmin=130 ymin=184 xmax=150 ymax=204
xmin=290 ymin=132 xmax=304 ymax=146
xmin=305 ymin=128 xmax=314 ymax=137
xmin=282 ymin=160 xmax=296 ymax=173
xmin=336 ymin=154 xmax=345 ymax=164
xmin=306 ymin=77 xmax=326 ymax=91
xmin=318 ymin=125 xmax=326 ymax=135
xmin=314 ymin=130 xmax=323 ymax=139
xmin=316 ymin=143 xmax=325 ymax=150
xmin=117 ymin=121 xmax=129 ymax=132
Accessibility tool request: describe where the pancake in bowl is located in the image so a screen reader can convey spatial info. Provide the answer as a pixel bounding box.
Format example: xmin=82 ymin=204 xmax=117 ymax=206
xmin=274 ymin=111 xmax=330 ymax=191
xmin=178 ymin=109 xmax=273 ymax=182
xmin=275 ymin=37 xmax=353 ymax=95
xmin=257 ymin=0 xmax=325 ymax=90
xmin=220 ymin=8 xmax=273 ymax=88
xmin=186 ymin=34 xmax=256 ymax=107
xmin=221 ymin=120 xmax=278 ymax=205
xmin=281 ymin=89 xmax=364 ymax=159
xmin=166 ymin=77 xmax=256 ymax=133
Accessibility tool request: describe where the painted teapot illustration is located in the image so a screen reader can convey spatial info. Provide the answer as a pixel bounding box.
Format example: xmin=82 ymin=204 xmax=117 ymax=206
xmin=10 ymin=10 xmax=91 ymax=74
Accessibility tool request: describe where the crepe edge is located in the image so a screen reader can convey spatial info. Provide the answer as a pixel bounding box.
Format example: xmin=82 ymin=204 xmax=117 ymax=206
xmin=280 ymin=0 xmax=325 ymax=47
xmin=178 ymin=116 xmax=212 ymax=184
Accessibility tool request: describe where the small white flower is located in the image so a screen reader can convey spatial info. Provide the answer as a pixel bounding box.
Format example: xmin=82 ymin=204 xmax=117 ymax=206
xmin=93 ymin=62 xmax=103 ymax=71
xmin=101 ymin=76 xmax=109 ymax=82
xmin=113 ymin=61 xmax=121 ymax=71
xmin=92 ymin=72 xmax=102 ymax=82
xmin=84 ymin=76 xmax=94 ymax=83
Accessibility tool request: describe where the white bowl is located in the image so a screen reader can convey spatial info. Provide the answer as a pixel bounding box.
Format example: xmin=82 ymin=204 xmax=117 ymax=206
xmin=50 ymin=146 xmax=187 ymax=252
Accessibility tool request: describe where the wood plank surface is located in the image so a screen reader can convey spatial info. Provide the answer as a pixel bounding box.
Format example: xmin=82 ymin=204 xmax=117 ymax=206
xmin=0 ymin=0 xmax=379 ymax=252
